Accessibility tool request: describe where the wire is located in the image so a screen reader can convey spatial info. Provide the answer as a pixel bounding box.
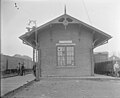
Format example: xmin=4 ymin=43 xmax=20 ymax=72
xmin=13 ymin=1 xmax=37 ymax=30
xmin=14 ymin=2 xmax=19 ymax=10
xmin=82 ymin=0 xmax=92 ymax=25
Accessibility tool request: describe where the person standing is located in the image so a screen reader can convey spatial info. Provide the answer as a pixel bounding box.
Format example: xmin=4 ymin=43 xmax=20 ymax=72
xmin=21 ymin=64 xmax=25 ymax=76
xmin=17 ymin=62 xmax=21 ymax=75
xmin=113 ymin=61 xmax=120 ymax=77
xmin=33 ymin=64 xmax=36 ymax=77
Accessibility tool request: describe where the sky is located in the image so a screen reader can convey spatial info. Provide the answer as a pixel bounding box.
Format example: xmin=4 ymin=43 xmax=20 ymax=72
xmin=1 ymin=0 xmax=120 ymax=58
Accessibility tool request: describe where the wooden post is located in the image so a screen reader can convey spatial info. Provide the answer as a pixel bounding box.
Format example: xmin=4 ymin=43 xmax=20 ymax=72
xmin=91 ymin=31 xmax=95 ymax=76
xmin=91 ymin=48 xmax=94 ymax=76
xmin=38 ymin=48 xmax=41 ymax=77
xmin=34 ymin=21 xmax=40 ymax=81
xmin=35 ymin=49 xmax=40 ymax=81
xmin=28 ymin=20 xmax=40 ymax=81
xmin=33 ymin=48 xmax=35 ymax=64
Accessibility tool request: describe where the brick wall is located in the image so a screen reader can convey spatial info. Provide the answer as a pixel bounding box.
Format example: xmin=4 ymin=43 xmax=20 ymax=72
xmin=38 ymin=24 xmax=93 ymax=77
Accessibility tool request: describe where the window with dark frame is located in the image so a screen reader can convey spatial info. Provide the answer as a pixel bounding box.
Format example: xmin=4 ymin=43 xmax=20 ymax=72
xmin=57 ymin=45 xmax=75 ymax=66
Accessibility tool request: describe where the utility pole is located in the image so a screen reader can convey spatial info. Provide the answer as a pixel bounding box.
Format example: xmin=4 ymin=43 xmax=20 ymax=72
xmin=26 ymin=20 xmax=40 ymax=81
xmin=34 ymin=21 xmax=40 ymax=81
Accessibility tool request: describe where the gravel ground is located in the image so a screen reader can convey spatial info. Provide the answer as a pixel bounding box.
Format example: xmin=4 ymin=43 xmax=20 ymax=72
xmin=9 ymin=78 xmax=120 ymax=98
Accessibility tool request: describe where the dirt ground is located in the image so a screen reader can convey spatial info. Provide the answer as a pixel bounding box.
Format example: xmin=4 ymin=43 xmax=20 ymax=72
xmin=9 ymin=78 xmax=120 ymax=98
xmin=1 ymin=74 xmax=35 ymax=96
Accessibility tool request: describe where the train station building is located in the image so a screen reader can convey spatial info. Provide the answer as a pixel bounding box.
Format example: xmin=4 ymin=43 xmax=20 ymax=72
xmin=19 ymin=10 xmax=112 ymax=79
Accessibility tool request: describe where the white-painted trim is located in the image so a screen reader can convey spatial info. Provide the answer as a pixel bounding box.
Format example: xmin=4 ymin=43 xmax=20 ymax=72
xmin=59 ymin=40 xmax=72 ymax=43
xmin=56 ymin=43 xmax=76 ymax=46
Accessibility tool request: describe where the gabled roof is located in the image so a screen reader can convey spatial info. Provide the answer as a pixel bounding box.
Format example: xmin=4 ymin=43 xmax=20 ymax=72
xmin=19 ymin=13 xmax=112 ymax=48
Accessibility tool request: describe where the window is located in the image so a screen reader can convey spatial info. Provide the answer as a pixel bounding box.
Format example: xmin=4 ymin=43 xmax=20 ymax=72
xmin=58 ymin=18 xmax=65 ymax=22
xmin=57 ymin=46 xmax=75 ymax=66
xmin=57 ymin=47 xmax=66 ymax=66
xmin=66 ymin=18 xmax=73 ymax=22
xmin=66 ymin=46 xmax=74 ymax=66
xmin=58 ymin=17 xmax=73 ymax=22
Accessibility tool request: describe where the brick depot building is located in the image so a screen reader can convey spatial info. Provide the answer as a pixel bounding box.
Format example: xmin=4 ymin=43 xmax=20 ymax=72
xmin=20 ymin=12 xmax=111 ymax=79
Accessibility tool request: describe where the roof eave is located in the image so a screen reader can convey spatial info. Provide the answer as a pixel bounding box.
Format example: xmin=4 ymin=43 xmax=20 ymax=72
xmin=94 ymin=36 xmax=112 ymax=48
xmin=19 ymin=13 xmax=112 ymax=48
xmin=19 ymin=35 xmax=34 ymax=47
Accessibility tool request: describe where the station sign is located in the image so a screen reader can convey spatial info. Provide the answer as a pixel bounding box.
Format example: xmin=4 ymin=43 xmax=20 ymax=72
xmin=59 ymin=40 xmax=72 ymax=43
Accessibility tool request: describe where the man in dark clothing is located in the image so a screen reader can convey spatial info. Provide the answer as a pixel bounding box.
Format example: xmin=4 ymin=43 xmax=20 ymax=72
xmin=33 ymin=64 xmax=36 ymax=77
xmin=17 ymin=62 xmax=21 ymax=75
xmin=21 ymin=64 xmax=25 ymax=76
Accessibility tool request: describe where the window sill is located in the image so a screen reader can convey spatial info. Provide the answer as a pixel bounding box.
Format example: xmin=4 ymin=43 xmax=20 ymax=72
xmin=56 ymin=66 xmax=76 ymax=69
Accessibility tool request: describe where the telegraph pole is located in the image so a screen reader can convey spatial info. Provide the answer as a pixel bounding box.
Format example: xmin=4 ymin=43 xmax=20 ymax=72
xmin=26 ymin=20 xmax=40 ymax=81
xmin=14 ymin=2 xmax=40 ymax=80
xmin=34 ymin=21 xmax=40 ymax=81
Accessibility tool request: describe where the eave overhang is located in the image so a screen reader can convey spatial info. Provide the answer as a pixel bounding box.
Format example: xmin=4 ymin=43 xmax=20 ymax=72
xmin=19 ymin=14 xmax=112 ymax=48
